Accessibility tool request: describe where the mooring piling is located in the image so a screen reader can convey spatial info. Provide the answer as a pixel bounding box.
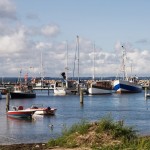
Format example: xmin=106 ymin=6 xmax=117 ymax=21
xmin=6 ymin=92 xmax=10 ymax=112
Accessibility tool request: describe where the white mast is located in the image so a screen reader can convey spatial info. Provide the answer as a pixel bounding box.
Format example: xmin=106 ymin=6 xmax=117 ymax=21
xmin=92 ymin=43 xmax=95 ymax=81
xmin=77 ymin=35 xmax=80 ymax=83
xmin=40 ymin=50 xmax=44 ymax=85
xmin=65 ymin=41 xmax=68 ymax=88
xmin=121 ymin=46 xmax=127 ymax=80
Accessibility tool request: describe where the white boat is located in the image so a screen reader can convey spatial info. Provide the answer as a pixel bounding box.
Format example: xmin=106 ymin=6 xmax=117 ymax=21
xmin=53 ymin=80 xmax=66 ymax=95
xmin=26 ymin=105 xmax=57 ymax=115
xmin=113 ymin=46 xmax=142 ymax=93
xmin=88 ymin=81 xmax=112 ymax=95
xmin=53 ymin=80 xmax=77 ymax=95
xmin=33 ymin=81 xmax=54 ymax=90
xmin=88 ymin=43 xmax=112 ymax=95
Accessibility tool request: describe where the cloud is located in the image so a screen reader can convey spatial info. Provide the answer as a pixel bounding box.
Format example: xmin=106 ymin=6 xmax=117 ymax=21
xmin=0 ymin=27 xmax=27 ymax=53
xmin=0 ymin=0 xmax=17 ymax=20
xmin=1 ymin=1 xmax=150 ymax=77
xmin=41 ymin=24 xmax=60 ymax=37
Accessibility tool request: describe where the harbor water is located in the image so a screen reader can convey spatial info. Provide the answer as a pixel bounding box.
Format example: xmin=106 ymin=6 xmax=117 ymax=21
xmin=0 ymin=90 xmax=150 ymax=145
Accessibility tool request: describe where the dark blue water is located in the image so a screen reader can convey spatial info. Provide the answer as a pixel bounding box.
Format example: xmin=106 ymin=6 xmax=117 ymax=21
xmin=0 ymin=90 xmax=150 ymax=145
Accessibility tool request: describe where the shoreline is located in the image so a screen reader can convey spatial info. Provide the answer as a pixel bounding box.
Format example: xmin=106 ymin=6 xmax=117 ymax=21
xmin=0 ymin=143 xmax=85 ymax=150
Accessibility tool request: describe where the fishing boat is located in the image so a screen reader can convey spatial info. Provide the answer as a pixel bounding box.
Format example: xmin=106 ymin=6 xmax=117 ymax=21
xmin=26 ymin=104 xmax=57 ymax=115
xmin=10 ymin=70 xmax=36 ymax=99
xmin=7 ymin=105 xmax=35 ymax=118
xmin=113 ymin=78 xmax=142 ymax=93
xmin=88 ymin=80 xmax=113 ymax=95
xmin=113 ymin=46 xmax=142 ymax=93
xmin=10 ymin=85 xmax=36 ymax=99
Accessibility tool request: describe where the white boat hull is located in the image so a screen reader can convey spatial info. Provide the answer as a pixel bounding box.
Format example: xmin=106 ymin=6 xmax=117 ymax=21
xmin=113 ymin=80 xmax=142 ymax=93
xmin=88 ymin=87 xmax=112 ymax=95
xmin=34 ymin=108 xmax=56 ymax=115
xmin=26 ymin=107 xmax=57 ymax=115
xmin=88 ymin=81 xmax=112 ymax=95
xmin=54 ymin=87 xmax=66 ymax=95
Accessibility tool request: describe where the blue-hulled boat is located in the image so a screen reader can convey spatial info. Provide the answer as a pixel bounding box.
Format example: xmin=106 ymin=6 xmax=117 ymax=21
xmin=113 ymin=45 xmax=142 ymax=93
xmin=113 ymin=79 xmax=142 ymax=93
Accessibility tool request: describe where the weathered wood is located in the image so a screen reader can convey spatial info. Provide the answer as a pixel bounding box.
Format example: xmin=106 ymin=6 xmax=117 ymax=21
xmin=6 ymin=93 xmax=10 ymax=112
xmin=80 ymin=89 xmax=84 ymax=104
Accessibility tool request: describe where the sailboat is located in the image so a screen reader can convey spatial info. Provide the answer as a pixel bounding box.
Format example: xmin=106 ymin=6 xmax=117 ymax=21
xmin=113 ymin=46 xmax=142 ymax=93
xmin=54 ymin=38 xmax=79 ymax=95
xmin=88 ymin=43 xmax=112 ymax=95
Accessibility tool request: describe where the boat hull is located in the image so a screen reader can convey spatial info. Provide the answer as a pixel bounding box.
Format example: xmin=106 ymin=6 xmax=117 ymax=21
xmin=88 ymin=81 xmax=112 ymax=95
xmin=10 ymin=92 xmax=36 ymax=99
xmin=54 ymin=87 xmax=66 ymax=95
xmin=33 ymin=108 xmax=57 ymax=115
xmin=113 ymin=80 xmax=142 ymax=93
xmin=27 ymin=107 xmax=57 ymax=115
xmin=7 ymin=110 xmax=34 ymax=118
xmin=88 ymin=87 xmax=112 ymax=95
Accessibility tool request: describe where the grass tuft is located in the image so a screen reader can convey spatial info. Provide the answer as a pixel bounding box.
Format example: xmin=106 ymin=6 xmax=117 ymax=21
xmin=47 ymin=115 xmax=150 ymax=149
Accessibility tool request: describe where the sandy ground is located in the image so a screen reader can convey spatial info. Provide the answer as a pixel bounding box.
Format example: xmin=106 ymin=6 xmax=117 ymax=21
xmin=0 ymin=143 xmax=91 ymax=150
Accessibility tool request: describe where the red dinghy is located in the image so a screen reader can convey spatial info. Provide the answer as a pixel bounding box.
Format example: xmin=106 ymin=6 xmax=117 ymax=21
xmin=7 ymin=106 xmax=35 ymax=119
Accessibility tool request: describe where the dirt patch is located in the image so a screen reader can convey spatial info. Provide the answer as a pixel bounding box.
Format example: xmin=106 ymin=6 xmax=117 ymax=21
xmin=0 ymin=143 xmax=47 ymax=150
xmin=0 ymin=143 xmax=91 ymax=150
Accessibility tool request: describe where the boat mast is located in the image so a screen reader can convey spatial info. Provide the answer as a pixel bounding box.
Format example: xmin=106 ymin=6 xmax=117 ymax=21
xmin=65 ymin=41 xmax=68 ymax=88
xmin=121 ymin=46 xmax=127 ymax=80
xmin=92 ymin=43 xmax=95 ymax=81
xmin=77 ymin=35 xmax=80 ymax=83
xmin=130 ymin=62 xmax=133 ymax=79
xmin=18 ymin=69 xmax=22 ymax=85
xmin=40 ymin=50 xmax=44 ymax=85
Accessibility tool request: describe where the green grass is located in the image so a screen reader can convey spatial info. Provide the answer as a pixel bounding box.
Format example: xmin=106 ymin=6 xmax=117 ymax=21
xmin=47 ymin=115 xmax=150 ymax=150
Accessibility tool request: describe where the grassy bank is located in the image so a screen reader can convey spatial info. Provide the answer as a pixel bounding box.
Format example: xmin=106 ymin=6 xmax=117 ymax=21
xmin=47 ymin=115 xmax=150 ymax=150
xmin=1 ymin=115 xmax=150 ymax=150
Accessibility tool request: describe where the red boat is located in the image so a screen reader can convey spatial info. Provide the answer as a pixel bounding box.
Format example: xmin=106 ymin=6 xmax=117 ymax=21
xmin=7 ymin=106 xmax=35 ymax=119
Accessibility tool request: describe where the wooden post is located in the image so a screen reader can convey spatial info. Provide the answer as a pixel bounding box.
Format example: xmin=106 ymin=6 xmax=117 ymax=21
xmin=80 ymin=88 xmax=84 ymax=104
xmin=6 ymin=92 xmax=10 ymax=112
xmin=48 ymin=85 xmax=50 ymax=96
xmin=145 ymin=87 xmax=147 ymax=98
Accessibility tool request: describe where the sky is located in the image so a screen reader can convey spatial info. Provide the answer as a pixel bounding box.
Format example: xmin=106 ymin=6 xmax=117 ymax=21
xmin=0 ymin=0 xmax=150 ymax=78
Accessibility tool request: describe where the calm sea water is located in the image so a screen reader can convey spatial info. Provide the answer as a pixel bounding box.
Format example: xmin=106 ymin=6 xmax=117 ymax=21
xmin=0 ymin=90 xmax=150 ymax=145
